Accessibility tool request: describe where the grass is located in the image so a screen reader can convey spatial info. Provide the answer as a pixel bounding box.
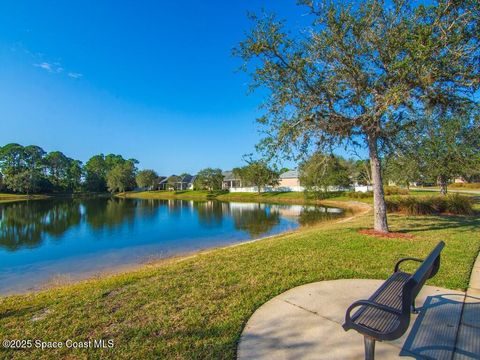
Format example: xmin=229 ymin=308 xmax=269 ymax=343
xmin=122 ymin=190 xmax=311 ymax=205
xmin=0 ymin=203 xmax=479 ymax=359
xmin=0 ymin=193 xmax=49 ymax=203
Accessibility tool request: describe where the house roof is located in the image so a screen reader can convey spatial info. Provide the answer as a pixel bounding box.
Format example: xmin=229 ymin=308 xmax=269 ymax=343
xmin=222 ymin=171 xmax=237 ymax=181
xmin=179 ymin=174 xmax=194 ymax=184
xmin=280 ymin=170 xmax=299 ymax=179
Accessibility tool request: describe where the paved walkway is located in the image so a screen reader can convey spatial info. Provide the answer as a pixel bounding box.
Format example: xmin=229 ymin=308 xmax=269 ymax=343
xmin=238 ymin=276 xmax=480 ymax=359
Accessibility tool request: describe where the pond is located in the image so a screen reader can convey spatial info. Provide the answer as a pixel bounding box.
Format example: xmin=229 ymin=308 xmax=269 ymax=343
xmin=0 ymin=198 xmax=344 ymax=294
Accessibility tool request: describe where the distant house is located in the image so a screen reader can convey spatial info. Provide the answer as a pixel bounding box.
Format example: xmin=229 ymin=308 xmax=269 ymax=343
xmin=222 ymin=171 xmax=243 ymax=190
xmin=221 ymin=169 xmax=304 ymax=192
xmin=158 ymin=174 xmax=196 ymax=191
xmin=157 ymin=176 xmax=169 ymax=190
xmin=278 ymin=170 xmax=301 ymax=188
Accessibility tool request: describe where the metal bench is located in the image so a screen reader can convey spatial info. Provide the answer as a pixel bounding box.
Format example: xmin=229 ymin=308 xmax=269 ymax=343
xmin=343 ymin=241 xmax=445 ymax=360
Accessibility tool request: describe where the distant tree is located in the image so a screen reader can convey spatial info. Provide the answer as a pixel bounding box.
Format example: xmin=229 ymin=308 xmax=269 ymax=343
xmin=85 ymin=154 xmax=108 ymax=192
xmin=3 ymin=169 xmax=41 ymax=195
xmin=0 ymin=144 xmax=45 ymax=194
xmin=44 ymin=151 xmax=71 ymax=190
xmin=383 ymin=154 xmax=421 ymax=189
xmin=236 ymin=0 xmax=479 ymax=232
xmin=136 ymin=169 xmax=159 ymax=189
xmin=299 ymin=153 xmax=351 ymax=198
xmin=67 ymin=160 xmax=83 ymax=192
xmin=0 ymin=143 xmax=25 ymax=176
xmin=194 ymin=168 xmax=224 ymax=191
xmin=233 ymin=161 xmax=279 ymax=194
xmin=106 ymin=161 xmax=137 ymax=193
xmin=414 ymin=112 xmax=480 ymax=195
xmin=85 ymin=154 xmax=138 ymax=192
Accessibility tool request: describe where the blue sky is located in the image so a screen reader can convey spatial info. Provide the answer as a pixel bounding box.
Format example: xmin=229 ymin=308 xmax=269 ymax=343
xmin=0 ymin=1 xmax=358 ymax=174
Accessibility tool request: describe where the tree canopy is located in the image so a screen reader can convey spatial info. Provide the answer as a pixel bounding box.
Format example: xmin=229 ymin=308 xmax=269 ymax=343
xmin=106 ymin=161 xmax=137 ymax=193
xmin=194 ymin=168 xmax=224 ymax=191
xmin=236 ymin=0 xmax=479 ymax=232
xmin=136 ymin=169 xmax=159 ymax=189
xmin=299 ymin=153 xmax=351 ymax=198
xmin=233 ymin=161 xmax=279 ymax=194
xmin=387 ymin=109 xmax=480 ymax=194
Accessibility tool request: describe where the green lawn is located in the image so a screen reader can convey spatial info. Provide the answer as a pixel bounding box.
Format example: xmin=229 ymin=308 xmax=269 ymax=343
xmin=123 ymin=189 xmax=466 ymax=205
xmin=0 ymin=193 xmax=49 ymax=203
xmin=1 ymin=204 xmax=479 ymax=359
xmin=123 ymin=190 xmax=311 ymax=204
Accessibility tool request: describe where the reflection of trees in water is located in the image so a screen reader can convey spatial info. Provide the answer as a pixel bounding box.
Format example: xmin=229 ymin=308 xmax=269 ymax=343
xmin=298 ymin=207 xmax=344 ymax=226
xmin=231 ymin=203 xmax=280 ymax=238
xmin=0 ymin=200 xmax=82 ymax=251
xmin=83 ymin=198 xmax=138 ymax=229
xmin=193 ymin=201 xmax=224 ymax=228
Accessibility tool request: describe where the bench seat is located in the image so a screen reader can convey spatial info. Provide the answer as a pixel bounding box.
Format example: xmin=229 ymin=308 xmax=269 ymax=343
xmin=350 ymin=271 xmax=410 ymax=335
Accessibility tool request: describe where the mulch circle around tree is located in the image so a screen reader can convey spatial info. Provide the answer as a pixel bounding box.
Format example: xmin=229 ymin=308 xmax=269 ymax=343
xmin=358 ymin=229 xmax=415 ymax=239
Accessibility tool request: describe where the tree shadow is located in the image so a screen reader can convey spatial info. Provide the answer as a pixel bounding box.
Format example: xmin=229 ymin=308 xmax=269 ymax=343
xmin=396 ymin=215 xmax=480 ymax=234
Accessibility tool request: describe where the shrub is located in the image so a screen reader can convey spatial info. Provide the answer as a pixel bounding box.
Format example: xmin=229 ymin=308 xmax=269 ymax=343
xmin=444 ymin=194 xmax=474 ymax=215
xmin=384 ymin=186 xmax=409 ymax=195
xmin=450 ymin=182 xmax=480 ymax=189
xmin=347 ymin=191 xmax=373 ymax=199
xmin=304 ymin=190 xmax=346 ymax=200
xmin=386 ymin=194 xmax=473 ymax=215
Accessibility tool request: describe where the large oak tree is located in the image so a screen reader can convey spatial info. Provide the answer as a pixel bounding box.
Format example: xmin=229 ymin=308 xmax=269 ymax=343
xmin=236 ymin=0 xmax=479 ymax=232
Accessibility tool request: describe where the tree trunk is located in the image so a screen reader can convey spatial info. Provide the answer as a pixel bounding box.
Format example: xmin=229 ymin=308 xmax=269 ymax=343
xmin=368 ymin=134 xmax=389 ymax=233
xmin=437 ymin=175 xmax=448 ymax=195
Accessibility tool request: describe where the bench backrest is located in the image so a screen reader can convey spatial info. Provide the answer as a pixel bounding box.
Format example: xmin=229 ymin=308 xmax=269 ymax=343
xmin=402 ymin=241 xmax=445 ymax=313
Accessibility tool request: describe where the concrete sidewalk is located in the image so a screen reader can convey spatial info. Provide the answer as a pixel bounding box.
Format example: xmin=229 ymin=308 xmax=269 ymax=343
xmin=455 ymin=254 xmax=480 ymax=360
xmin=238 ymin=279 xmax=476 ymax=359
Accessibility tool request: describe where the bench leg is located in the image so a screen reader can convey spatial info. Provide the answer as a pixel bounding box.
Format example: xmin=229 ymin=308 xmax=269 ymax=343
xmin=411 ymin=300 xmax=418 ymax=314
xmin=364 ymin=336 xmax=376 ymax=360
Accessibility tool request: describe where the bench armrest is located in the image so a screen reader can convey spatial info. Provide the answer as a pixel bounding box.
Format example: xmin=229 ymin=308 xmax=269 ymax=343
xmin=394 ymin=257 xmax=423 ymax=273
xmin=345 ymin=299 xmax=401 ymax=324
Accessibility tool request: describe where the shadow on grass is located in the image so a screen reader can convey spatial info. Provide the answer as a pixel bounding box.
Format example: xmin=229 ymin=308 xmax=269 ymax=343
xmin=395 ymin=215 xmax=480 ymax=234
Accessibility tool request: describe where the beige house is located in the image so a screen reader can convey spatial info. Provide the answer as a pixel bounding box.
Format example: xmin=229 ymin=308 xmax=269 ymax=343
xmin=278 ymin=170 xmax=301 ymax=188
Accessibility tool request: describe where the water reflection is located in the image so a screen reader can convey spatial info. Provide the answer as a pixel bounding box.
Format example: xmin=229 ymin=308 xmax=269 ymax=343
xmin=0 ymin=198 xmax=343 ymax=253
xmin=0 ymin=200 xmax=82 ymax=251
xmin=0 ymin=198 xmax=345 ymax=293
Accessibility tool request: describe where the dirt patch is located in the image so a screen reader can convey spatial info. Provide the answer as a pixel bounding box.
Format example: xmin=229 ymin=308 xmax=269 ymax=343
xmin=358 ymin=229 xmax=414 ymax=239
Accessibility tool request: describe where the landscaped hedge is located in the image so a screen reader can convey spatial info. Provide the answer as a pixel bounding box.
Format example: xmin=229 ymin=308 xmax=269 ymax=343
xmin=386 ymin=194 xmax=474 ymax=215
xmin=346 ymin=186 xmax=409 ymax=199
xmin=450 ymin=182 xmax=480 ymax=189
xmin=347 ymin=191 xmax=373 ymax=199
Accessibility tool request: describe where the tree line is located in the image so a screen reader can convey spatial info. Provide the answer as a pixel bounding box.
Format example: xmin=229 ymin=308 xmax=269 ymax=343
xmin=0 ymin=143 xmax=140 ymax=194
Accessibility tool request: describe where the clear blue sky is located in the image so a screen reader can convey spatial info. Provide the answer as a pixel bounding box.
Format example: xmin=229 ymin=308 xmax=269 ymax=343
xmin=0 ymin=1 xmax=359 ymax=174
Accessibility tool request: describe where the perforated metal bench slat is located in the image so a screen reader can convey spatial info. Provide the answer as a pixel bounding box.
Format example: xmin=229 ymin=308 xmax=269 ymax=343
xmin=352 ymin=272 xmax=410 ymax=334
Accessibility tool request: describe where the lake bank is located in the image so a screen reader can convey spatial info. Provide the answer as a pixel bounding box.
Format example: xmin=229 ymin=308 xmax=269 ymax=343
xmin=0 ymin=193 xmax=50 ymax=203
xmin=0 ymin=197 xmax=346 ymax=294
xmin=0 ymin=205 xmax=478 ymax=359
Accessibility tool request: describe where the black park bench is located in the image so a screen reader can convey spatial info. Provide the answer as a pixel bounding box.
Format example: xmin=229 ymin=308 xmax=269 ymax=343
xmin=343 ymin=241 xmax=445 ymax=360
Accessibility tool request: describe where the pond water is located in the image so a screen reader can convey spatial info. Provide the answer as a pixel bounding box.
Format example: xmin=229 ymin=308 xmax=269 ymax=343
xmin=0 ymin=198 xmax=344 ymax=294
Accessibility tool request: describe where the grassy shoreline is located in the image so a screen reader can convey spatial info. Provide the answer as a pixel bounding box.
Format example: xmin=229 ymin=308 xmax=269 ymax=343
xmin=0 ymin=197 xmax=479 ymax=359
xmin=0 ymin=193 xmax=50 ymax=203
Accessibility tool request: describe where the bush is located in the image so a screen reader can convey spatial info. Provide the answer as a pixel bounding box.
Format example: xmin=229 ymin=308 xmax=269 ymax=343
xmin=450 ymin=182 xmax=480 ymax=189
xmin=384 ymin=186 xmax=409 ymax=195
xmin=347 ymin=191 xmax=373 ymax=199
xmin=386 ymin=194 xmax=473 ymax=215
xmin=304 ymin=190 xmax=346 ymax=200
